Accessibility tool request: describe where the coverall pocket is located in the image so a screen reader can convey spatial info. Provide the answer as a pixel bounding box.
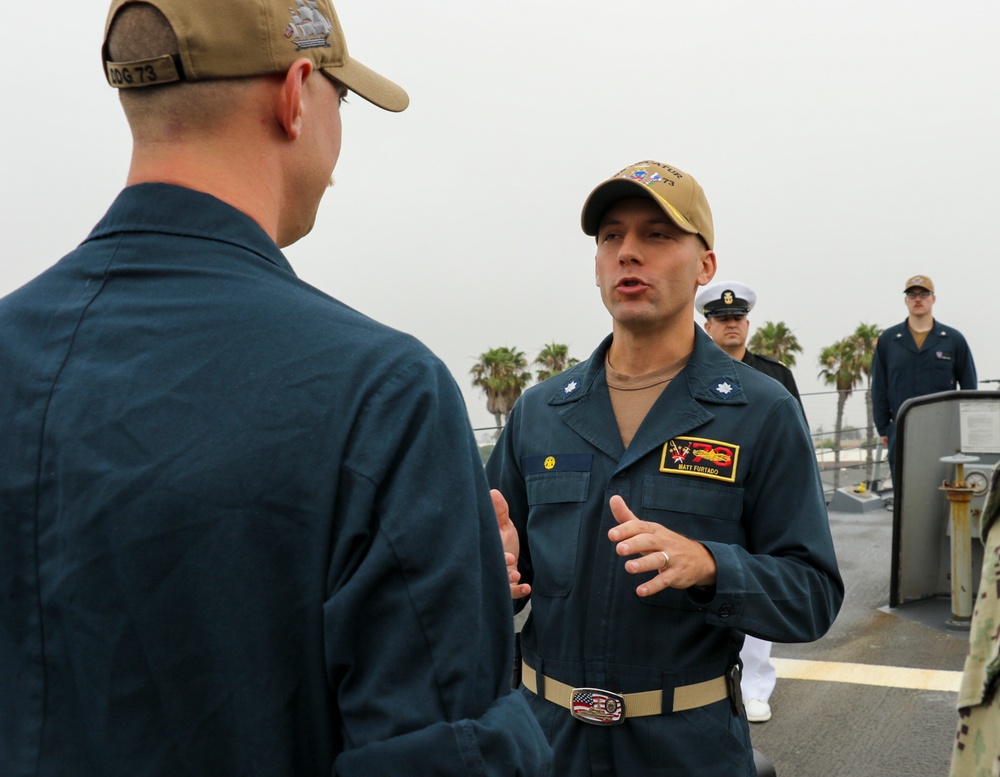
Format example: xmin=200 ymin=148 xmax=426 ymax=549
xmin=929 ymin=349 xmax=958 ymax=387
xmin=640 ymin=476 xmax=743 ymax=542
xmin=639 ymin=476 xmax=744 ymax=611
xmin=525 ymin=471 xmax=589 ymax=597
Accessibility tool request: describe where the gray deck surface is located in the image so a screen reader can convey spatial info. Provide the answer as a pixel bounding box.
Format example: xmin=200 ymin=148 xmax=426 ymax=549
xmin=750 ymin=500 xmax=969 ymax=777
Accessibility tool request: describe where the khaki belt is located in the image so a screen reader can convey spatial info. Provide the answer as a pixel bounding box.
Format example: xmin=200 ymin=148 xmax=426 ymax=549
xmin=521 ymin=659 xmax=729 ymax=724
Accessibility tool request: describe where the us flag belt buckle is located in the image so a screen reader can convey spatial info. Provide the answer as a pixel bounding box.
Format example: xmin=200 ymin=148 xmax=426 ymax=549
xmin=570 ymin=687 xmax=625 ymax=726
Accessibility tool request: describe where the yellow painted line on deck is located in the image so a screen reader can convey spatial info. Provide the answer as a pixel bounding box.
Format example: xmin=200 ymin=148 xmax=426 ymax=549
xmin=772 ymin=657 xmax=962 ymax=692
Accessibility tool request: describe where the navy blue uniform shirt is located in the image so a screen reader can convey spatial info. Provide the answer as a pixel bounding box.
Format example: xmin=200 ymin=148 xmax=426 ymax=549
xmin=487 ymin=330 xmax=843 ymax=776
xmin=742 ymin=350 xmax=801 ymax=409
xmin=0 ymin=184 xmax=550 ymax=777
xmin=872 ymin=318 xmax=977 ymax=440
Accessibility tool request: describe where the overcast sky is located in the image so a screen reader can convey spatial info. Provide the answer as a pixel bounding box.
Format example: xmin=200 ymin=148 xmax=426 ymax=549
xmin=3 ymin=1 xmax=998 ymax=436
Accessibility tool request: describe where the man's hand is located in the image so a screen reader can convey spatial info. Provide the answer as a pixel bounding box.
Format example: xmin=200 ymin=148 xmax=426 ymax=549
xmin=492 ymin=489 xmax=530 ymax=599
xmin=607 ymin=494 xmax=717 ymax=596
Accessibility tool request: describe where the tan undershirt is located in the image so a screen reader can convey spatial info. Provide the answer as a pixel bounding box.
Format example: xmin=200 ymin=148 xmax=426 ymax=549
xmin=605 ymin=352 xmax=691 ymax=448
xmin=909 ymin=323 xmax=930 ymax=350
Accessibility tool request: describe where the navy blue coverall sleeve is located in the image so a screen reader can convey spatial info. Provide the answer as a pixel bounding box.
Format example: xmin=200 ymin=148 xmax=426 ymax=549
xmin=699 ymin=395 xmax=842 ymax=642
xmin=324 ymin=358 xmax=550 ymax=777
xmin=872 ymin=339 xmax=892 ymax=437
xmin=956 ymin=336 xmax=978 ymax=390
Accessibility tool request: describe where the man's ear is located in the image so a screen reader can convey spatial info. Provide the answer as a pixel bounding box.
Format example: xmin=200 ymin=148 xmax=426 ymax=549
xmin=276 ymin=58 xmax=313 ymax=141
xmin=697 ymin=250 xmax=718 ymax=287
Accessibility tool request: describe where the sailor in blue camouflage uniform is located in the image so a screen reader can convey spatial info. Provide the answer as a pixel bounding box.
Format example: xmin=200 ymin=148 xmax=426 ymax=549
xmin=487 ymin=160 xmax=843 ymax=776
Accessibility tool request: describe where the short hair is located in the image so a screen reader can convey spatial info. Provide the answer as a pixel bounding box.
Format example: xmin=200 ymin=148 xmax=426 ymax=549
xmin=107 ymin=3 xmax=254 ymax=135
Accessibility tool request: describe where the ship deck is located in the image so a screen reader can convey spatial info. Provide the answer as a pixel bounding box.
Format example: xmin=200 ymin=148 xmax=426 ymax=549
xmin=751 ymin=496 xmax=969 ymax=777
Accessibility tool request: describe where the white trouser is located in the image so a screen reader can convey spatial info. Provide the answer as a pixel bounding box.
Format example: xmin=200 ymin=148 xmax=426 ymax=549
xmin=740 ymin=635 xmax=776 ymax=701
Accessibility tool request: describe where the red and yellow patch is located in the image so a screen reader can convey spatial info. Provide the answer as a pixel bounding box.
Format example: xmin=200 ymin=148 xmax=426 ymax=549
xmin=659 ymin=436 xmax=740 ymax=483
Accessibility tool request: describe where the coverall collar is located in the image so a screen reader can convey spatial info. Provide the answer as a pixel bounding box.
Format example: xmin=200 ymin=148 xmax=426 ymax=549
xmin=91 ymin=183 xmax=296 ymax=275
xmin=895 ymin=318 xmax=950 ymax=352
xmin=544 ymin=326 xmax=748 ymax=469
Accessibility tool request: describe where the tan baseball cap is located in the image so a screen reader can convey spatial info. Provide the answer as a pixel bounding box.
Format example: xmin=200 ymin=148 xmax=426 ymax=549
xmin=903 ymin=274 xmax=934 ymax=293
xmin=580 ymin=160 xmax=714 ymax=249
xmin=103 ymin=0 xmax=408 ymax=112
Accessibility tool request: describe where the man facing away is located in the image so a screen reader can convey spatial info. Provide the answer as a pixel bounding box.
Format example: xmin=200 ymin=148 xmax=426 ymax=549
xmin=0 ymin=2 xmax=550 ymax=775
xmin=487 ymin=160 xmax=843 ymax=775
xmin=696 ymin=279 xmax=806 ymax=725
xmin=872 ymin=274 xmax=977 ymax=478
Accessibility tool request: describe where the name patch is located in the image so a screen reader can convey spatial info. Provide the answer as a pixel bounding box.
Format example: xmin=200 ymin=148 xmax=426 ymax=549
xmin=105 ymin=55 xmax=181 ymax=88
xmin=659 ymin=436 xmax=739 ymax=483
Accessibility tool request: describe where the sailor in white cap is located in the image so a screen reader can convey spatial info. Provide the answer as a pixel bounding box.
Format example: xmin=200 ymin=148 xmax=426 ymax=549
xmin=695 ymin=281 xmax=756 ymax=320
xmin=696 ymin=280 xmax=801 ymax=407
xmin=696 ymin=280 xmax=803 ymax=724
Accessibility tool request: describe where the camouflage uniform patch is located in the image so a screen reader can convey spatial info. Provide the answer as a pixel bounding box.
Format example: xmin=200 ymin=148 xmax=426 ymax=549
xmin=950 ymin=466 xmax=1000 ymax=777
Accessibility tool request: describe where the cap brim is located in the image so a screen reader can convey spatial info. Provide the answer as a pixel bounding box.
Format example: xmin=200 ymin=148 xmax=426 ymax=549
xmin=323 ymin=57 xmax=408 ymax=112
xmin=705 ymin=308 xmax=750 ymax=317
xmin=581 ymin=178 xmax=699 ymax=236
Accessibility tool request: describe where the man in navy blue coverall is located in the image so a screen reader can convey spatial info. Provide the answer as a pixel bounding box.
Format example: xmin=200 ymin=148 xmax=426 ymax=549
xmin=872 ymin=274 xmax=977 ymax=479
xmin=0 ymin=1 xmax=550 ymax=775
xmin=487 ymin=161 xmax=843 ymax=776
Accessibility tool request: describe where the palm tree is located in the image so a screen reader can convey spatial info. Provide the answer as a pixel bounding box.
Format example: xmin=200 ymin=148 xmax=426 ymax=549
xmin=470 ymin=347 xmax=531 ymax=436
xmin=849 ymin=323 xmax=883 ymax=484
xmin=817 ymin=337 xmax=864 ymax=490
xmin=534 ymin=342 xmax=579 ymax=382
xmin=748 ymin=321 xmax=804 ymax=367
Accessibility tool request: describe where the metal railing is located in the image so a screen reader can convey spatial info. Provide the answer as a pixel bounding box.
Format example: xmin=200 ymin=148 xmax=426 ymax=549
xmin=801 ymin=387 xmax=889 ymax=500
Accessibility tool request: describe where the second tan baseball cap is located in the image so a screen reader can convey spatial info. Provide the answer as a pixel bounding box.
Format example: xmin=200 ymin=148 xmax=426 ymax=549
xmin=903 ymin=274 xmax=935 ymax=293
xmin=580 ymin=160 xmax=714 ymax=249
xmin=103 ymin=0 xmax=408 ymax=112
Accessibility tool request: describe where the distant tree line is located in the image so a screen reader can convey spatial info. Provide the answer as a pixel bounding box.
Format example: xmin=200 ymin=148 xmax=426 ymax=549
xmin=750 ymin=319 xmax=883 ymax=488
xmin=470 ymin=343 xmax=579 ymax=434
xmin=816 ymin=323 xmax=882 ymax=488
